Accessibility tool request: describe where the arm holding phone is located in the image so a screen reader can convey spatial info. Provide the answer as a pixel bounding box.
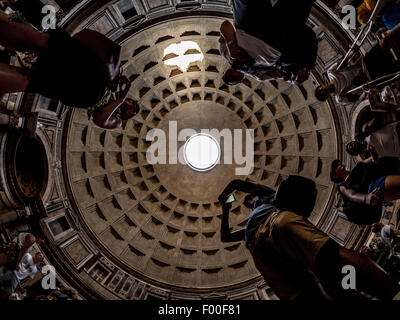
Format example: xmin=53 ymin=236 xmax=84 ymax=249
xmin=219 ymin=180 xmax=275 ymax=243
xmin=218 ymin=179 xmax=275 ymax=204
xmin=220 ymin=201 xmax=246 ymax=243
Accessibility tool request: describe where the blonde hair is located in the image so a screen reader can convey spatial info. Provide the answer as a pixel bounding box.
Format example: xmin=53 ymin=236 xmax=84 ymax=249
xmin=357 ymin=0 xmax=375 ymax=25
xmin=357 ymin=7 xmax=371 ymax=25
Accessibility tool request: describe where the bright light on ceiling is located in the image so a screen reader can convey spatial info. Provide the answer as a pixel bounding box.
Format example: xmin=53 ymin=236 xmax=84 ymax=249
xmin=183 ymin=134 xmax=220 ymax=172
xmin=163 ymin=41 xmax=204 ymax=72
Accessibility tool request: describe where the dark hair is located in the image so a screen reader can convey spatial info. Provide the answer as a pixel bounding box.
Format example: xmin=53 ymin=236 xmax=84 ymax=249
xmin=315 ymin=85 xmax=329 ymax=102
xmin=330 ymin=160 xmax=344 ymax=183
xmin=272 ymin=175 xmax=317 ymax=218
xmin=346 ymin=141 xmax=364 ymax=156
xmin=120 ymin=98 xmax=139 ymax=121
xmin=371 ymin=223 xmax=383 ymax=233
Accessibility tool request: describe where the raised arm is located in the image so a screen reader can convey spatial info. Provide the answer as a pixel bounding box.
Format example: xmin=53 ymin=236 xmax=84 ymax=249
xmin=220 ymin=202 xmax=245 ymax=243
xmin=218 ymin=179 xmax=275 ymax=203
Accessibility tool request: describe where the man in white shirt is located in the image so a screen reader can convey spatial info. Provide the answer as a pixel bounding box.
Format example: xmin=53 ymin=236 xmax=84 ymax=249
xmin=0 ymin=251 xmax=43 ymax=297
xmin=219 ymin=0 xmax=319 ymax=86
xmin=372 ymin=223 xmax=400 ymax=250
xmin=12 ymin=232 xmax=37 ymax=270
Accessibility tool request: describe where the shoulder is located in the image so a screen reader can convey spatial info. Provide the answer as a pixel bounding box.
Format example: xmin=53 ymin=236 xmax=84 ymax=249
xmin=274 ymin=210 xmax=306 ymax=228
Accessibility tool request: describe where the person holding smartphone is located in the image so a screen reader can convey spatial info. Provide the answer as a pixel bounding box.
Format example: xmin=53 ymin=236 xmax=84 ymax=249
xmin=219 ymin=176 xmax=399 ymax=300
xmin=219 ymin=180 xmax=276 ymax=245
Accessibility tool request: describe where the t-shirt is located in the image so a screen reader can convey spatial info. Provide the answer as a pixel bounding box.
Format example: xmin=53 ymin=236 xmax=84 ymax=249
xmin=341 ymin=161 xmax=380 ymax=194
xmin=14 ymin=253 xmax=37 ymax=281
xmin=236 ymin=29 xmax=281 ymax=68
xmin=245 ymin=201 xmax=276 ymax=249
xmin=250 ymin=210 xmax=331 ymax=300
xmin=365 ymin=123 xmax=400 ymax=158
xmin=339 ymin=162 xmax=382 ymax=225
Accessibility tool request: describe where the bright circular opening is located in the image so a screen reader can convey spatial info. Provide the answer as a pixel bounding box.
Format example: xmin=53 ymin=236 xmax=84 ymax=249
xmin=183 ymin=134 xmax=220 ymax=172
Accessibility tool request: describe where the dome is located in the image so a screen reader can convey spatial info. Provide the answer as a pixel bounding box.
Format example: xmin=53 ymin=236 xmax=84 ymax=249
xmin=0 ymin=0 xmax=380 ymax=300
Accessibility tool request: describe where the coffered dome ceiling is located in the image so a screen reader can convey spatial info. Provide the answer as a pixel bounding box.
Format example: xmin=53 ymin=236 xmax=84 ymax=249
xmin=64 ymin=15 xmax=338 ymax=291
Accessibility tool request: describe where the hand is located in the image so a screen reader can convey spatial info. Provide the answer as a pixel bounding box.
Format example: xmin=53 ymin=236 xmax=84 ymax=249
xmin=292 ymin=68 xmax=309 ymax=85
xmin=365 ymin=190 xmax=379 ymax=206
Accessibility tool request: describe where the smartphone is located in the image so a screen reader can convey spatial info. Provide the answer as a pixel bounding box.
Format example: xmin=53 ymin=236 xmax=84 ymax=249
xmin=225 ymin=194 xmax=236 ymax=204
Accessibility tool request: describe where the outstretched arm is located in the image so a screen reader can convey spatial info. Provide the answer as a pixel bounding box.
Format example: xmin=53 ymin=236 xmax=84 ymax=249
xmin=339 ymin=185 xmax=379 ymax=206
xmin=220 ymin=202 xmax=245 ymax=243
xmin=218 ymin=179 xmax=275 ymax=203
